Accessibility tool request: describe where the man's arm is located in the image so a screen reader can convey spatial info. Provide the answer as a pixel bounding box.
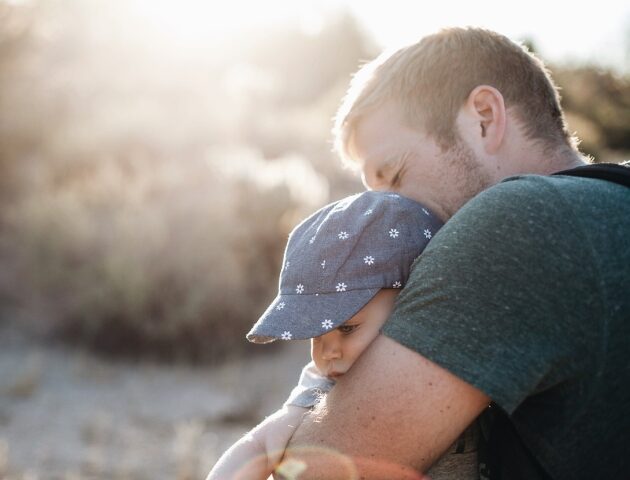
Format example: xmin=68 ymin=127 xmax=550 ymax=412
xmin=280 ymin=335 xmax=489 ymax=479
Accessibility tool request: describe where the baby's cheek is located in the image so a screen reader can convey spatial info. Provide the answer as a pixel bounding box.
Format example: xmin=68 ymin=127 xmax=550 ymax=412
xmin=311 ymin=345 xmax=324 ymax=371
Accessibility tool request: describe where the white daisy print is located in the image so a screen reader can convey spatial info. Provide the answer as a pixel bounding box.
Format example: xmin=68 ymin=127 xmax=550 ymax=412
xmin=392 ymin=281 xmax=402 ymax=288
xmin=389 ymin=228 xmax=399 ymax=238
xmin=338 ymin=231 xmax=349 ymax=240
xmin=364 ymin=208 xmax=373 ymax=216
xmin=336 ymin=282 xmax=347 ymax=292
xmin=424 ymin=228 xmax=432 ymax=239
xmin=309 ymin=236 xmax=316 ymax=244
xmin=296 ymin=284 xmax=304 ymax=294
xmin=281 ymin=331 xmax=292 ymax=340
xmin=276 ymin=301 xmax=286 ymax=311
xmin=321 ymin=319 xmax=334 ymax=330
xmin=321 ymin=260 xmax=326 ymax=269
xmin=364 ymin=255 xmax=375 ymax=265
xmin=422 ymin=208 xmax=430 ymax=216
xmin=284 ymin=261 xmax=290 ymax=270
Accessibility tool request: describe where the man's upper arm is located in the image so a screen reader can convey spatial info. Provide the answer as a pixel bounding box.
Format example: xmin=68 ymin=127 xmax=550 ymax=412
xmin=282 ymin=334 xmax=489 ymax=479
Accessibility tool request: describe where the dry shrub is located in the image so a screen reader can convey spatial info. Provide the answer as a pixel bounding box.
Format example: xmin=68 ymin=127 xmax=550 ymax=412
xmin=5 ymin=148 xmax=328 ymax=363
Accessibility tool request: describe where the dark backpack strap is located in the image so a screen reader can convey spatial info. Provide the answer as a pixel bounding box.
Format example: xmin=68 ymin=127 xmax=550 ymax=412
xmin=478 ymin=405 xmax=553 ymax=480
xmin=553 ymin=162 xmax=630 ymax=187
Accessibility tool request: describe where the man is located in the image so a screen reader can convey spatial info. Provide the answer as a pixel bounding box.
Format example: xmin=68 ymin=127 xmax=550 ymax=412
xmin=280 ymin=27 xmax=630 ymax=479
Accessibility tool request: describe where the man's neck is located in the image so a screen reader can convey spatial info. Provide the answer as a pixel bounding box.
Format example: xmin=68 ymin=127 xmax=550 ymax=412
xmin=507 ymin=145 xmax=587 ymax=179
xmin=543 ymin=148 xmax=588 ymax=174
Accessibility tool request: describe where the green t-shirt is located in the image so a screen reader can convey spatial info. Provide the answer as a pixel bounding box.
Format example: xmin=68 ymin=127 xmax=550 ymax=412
xmin=384 ymin=174 xmax=630 ymax=479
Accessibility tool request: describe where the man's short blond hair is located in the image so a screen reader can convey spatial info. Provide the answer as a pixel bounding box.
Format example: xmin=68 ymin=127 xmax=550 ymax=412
xmin=334 ymin=27 xmax=577 ymax=166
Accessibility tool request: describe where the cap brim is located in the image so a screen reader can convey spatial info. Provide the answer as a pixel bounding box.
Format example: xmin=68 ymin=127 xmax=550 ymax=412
xmin=247 ymin=288 xmax=380 ymax=343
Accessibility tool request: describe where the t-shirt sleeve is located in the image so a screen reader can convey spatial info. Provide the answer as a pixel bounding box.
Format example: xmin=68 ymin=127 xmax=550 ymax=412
xmin=284 ymin=361 xmax=336 ymax=408
xmin=383 ymin=176 xmax=601 ymax=413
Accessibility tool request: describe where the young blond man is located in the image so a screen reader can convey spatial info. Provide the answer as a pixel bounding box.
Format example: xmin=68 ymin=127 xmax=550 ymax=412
xmin=281 ymin=27 xmax=630 ymax=479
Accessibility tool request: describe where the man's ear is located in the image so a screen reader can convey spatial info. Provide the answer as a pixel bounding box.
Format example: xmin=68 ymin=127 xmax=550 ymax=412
xmin=464 ymin=85 xmax=506 ymax=155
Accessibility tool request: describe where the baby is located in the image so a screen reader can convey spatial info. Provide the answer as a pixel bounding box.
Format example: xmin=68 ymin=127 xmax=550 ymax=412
xmin=206 ymin=191 xmax=475 ymax=479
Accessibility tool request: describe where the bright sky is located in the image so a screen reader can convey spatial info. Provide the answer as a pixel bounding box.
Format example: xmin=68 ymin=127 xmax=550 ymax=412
xmin=342 ymin=0 xmax=630 ymax=72
xmin=127 ymin=0 xmax=629 ymax=72
xmin=19 ymin=0 xmax=623 ymax=72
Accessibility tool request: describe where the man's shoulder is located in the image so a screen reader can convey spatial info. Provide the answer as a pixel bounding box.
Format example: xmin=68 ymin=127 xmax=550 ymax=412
xmin=432 ymin=175 xmax=571 ymax=246
xmin=444 ymin=171 xmax=628 ymax=235
xmin=481 ymin=169 xmax=630 ymax=202
xmin=470 ymin=172 xmax=605 ymax=207
xmin=421 ymin=171 xmax=629 ymax=283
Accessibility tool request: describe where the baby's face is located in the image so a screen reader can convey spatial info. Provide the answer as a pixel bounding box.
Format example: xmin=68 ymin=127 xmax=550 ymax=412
xmin=311 ymin=289 xmax=398 ymax=379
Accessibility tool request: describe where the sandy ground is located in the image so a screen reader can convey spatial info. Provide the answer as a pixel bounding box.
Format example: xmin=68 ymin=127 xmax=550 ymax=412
xmin=0 ymin=327 xmax=310 ymax=480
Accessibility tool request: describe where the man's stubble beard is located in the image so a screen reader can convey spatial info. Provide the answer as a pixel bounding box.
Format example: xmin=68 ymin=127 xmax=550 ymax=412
xmin=440 ymin=140 xmax=495 ymax=219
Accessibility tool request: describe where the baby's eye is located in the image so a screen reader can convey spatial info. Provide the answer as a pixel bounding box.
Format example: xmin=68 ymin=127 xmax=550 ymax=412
xmin=338 ymin=324 xmax=359 ymax=335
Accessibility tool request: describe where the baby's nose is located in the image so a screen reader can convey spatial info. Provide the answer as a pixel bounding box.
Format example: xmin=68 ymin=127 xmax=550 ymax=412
xmin=321 ymin=338 xmax=342 ymax=360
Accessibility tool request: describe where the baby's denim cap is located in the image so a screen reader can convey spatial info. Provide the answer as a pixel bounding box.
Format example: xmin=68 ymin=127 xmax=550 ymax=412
xmin=247 ymin=191 xmax=443 ymax=343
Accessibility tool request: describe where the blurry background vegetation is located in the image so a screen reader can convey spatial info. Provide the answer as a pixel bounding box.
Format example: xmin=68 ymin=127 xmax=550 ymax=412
xmin=0 ymin=0 xmax=628 ymax=363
